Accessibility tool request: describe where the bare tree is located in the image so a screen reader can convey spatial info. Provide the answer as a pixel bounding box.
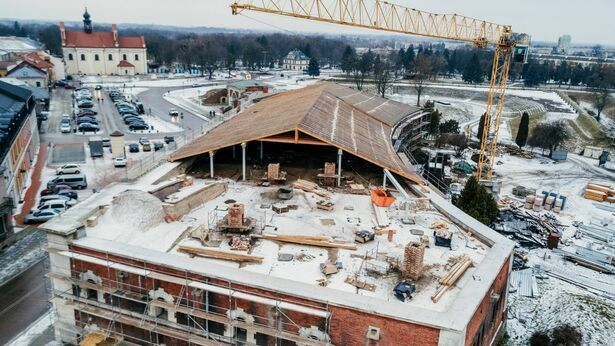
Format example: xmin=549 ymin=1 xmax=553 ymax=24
xmin=351 ymin=50 xmax=374 ymax=91
xmin=412 ymin=54 xmax=433 ymax=106
xmin=374 ymin=56 xmax=393 ymax=98
xmin=528 ymin=120 xmax=571 ymax=157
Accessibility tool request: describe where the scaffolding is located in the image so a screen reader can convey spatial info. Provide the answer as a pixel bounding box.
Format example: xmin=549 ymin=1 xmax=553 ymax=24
xmin=47 ymin=245 xmax=332 ymax=346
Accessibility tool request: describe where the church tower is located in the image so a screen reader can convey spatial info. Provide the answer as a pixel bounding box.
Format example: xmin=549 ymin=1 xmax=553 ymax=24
xmin=83 ymin=8 xmax=92 ymax=34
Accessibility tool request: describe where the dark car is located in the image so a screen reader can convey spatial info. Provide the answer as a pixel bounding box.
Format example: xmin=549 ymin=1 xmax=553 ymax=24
xmin=64 ymin=85 xmax=76 ymax=89
xmin=128 ymin=143 xmax=140 ymax=152
xmin=55 ymin=80 xmax=68 ymax=87
xmin=77 ymin=109 xmax=97 ymax=116
xmin=124 ymin=117 xmax=143 ymax=125
xmin=164 ymin=136 xmax=175 ymax=144
xmin=77 ymin=118 xmax=98 ymax=125
xmin=56 ymin=189 xmax=78 ymax=199
xmin=78 ymin=123 xmax=99 ymax=132
xmin=95 ymin=85 xmax=102 ymax=90
xmin=77 ymin=101 xmax=94 ymax=108
xmin=129 ymin=123 xmax=149 ymax=131
xmin=40 ymin=185 xmax=73 ymax=196
xmin=153 ymin=142 xmax=164 ymax=151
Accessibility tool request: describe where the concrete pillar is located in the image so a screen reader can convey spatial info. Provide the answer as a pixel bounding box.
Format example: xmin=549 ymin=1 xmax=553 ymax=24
xmin=209 ymin=151 xmax=215 ymax=178
xmin=241 ymin=142 xmax=247 ymax=181
xmin=337 ymin=149 xmax=343 ymax=187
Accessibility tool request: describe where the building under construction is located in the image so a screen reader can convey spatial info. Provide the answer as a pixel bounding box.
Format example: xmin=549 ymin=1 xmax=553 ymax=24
xmin=43 ymin=83 xmax=513 ymax=346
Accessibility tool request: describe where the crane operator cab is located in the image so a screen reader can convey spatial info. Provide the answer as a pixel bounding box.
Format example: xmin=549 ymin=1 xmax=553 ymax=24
xmin=513 ymin=33 xmax=531 ymax=64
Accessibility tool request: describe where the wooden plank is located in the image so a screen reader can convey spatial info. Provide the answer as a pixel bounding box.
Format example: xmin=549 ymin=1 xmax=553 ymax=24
xmin=259 ymin=233 xmax=357 ymax=250
xmin=178 ymin=245 xmax=263 ymax=263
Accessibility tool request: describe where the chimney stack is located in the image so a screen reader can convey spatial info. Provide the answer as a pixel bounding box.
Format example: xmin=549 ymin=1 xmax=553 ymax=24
xmin=112 ymin=24 xmax=119 ymax=47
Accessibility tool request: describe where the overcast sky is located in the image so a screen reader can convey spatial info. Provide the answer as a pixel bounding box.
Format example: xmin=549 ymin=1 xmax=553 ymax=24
xmin=1 ymin=0 xmax=613 ymax=46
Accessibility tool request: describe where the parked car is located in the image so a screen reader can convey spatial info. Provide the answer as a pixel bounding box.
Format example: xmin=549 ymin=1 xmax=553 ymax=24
xmin=128 ymin=143 xmax=140 ymax=153
xmin=164 ymin=136 xmax=175 ymax=144
xmin=95 ymin=85 xmax=102 ymax=90
xmin=38 ymin=111 xmax=49 ymax=121
xmin=55 ymin=189 xmax=78 ymax=200
xmin=60 ymin=122 xmax=71 ymax=133
xmin=123 ymin=116 xmax=143 ymax=124
xmin=102 ymin=137 xmax=111 ymax=147
xmin=129 ymin=123 xmax=149 ymax=131
xmin=64 ymin=85 xmax=76 ymax=90
xmin=47 ymin=174 xmax=88 ymax=190
xmin=169 ymin=108 xmax=179 ymax=116
xmin=77 ymin=100 xmax=94 ymax=108
xmin=56 ymin=164 xmax=81 ymax=175
xmin=36 ymin=199 xmax=70 ymax=213
xmin=153 ymin=142 xmax=164 ymax=151
xmin=24 ymin=209 xmax=61 ymax=224
xmin=40 ymin=185 xmax=72 ymax=196
xmin=39 ymin=195 xmax=77 ymax=207
xmin=77 ymin=123 xmax=99 ymax=132
xmin=77 ymin=118 xmax=98 ymax=125
xmin=114 ymin=156 xmax=126 ymax=167
xmin=139 ymin=137 xmax=149 ymax=145
xmin=142 ymin=142 xmax=152 ymax=151
xmin=77 ymin=109 xmax=97 ymax=116
xmin=55 ymin=80 xmax=68 ymax=87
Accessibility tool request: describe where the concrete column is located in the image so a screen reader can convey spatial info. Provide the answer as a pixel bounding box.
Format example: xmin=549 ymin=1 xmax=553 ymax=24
xmin=337 ymin=149 xmax=343 ymax=187
xmin=383 ymin=171 xmax=387 ymax=189
xmin=241 ymin=142 xmax=247 ymax=181
xmin=209 ymin=151 xmax=215 ymax=178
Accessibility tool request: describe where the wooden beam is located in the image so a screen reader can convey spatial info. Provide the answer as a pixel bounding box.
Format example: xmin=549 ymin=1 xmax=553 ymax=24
xmin=178 ymin=245 xmax=264 ymax=263
xmin=257 ymin=233 xmax=357 ymax=250
xmin=294 ymin=128 xmax=299 ymax=144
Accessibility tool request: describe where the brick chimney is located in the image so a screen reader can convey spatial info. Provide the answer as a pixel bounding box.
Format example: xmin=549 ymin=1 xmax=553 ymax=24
xmin=59 ymin=22 xmax=66 ymax=46
xmin=112 ymin=24 xmax=119 ymax=47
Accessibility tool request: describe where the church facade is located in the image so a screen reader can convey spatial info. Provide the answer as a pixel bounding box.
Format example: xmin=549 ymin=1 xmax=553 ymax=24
xmin=60 ymin=9 xmax=147 ymax=76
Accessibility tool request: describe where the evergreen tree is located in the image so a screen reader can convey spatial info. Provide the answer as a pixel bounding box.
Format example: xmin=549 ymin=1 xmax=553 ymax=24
xmin=477 ymin=113 xmax=487 ymax=145
xmin=404 ymin=45 xmax=415 ymax=70
xmin=439 ymin=119 xmax=460 ymax=134
xmin=307 ymin=57 xmax=320 ymax=77
xmin=453 ymin=176 xmax=498 ymax=225
xmin=427 ymin=104 xmax=441 ymax=135
xmin=340 ymin=46 xmax=356 ymax=76
xmin=303 ymin=43 xmax=312 ymax=58
xmin=515 ymin=112 xmax=529 ymax=148
xmin=462 ymin=53 xmax=483 ymax=84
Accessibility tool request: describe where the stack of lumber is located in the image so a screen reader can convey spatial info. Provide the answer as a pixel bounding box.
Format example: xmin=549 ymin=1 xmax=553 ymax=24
xmin=431 ymin=256 xmax=473 ymax=303
xmin=178 ymin=245 xmax=263 ymax=263
xmin=256 ymin=233 xmax=357 ymax=250
xmin=292 ymin=179 xmax=331 ymax=198
xmin=345 ymin=276 xmax=376 ymax=291
xmin=584 ymin=182 xmax=613 ymax=202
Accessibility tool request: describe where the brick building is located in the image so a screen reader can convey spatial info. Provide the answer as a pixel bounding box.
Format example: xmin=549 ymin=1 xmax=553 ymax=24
xmin=44 ymin=83 xmax=513 ymax=346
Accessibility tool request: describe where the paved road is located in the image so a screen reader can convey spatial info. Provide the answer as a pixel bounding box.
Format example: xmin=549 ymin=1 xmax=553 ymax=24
xmin=139 ymin=86 xmax=208 ymax=130
xmin=0 ymin=259 xmax=50 ymax=345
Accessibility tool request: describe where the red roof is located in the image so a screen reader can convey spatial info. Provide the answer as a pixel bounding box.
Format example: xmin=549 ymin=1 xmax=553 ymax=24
xmin=16 ymin=52 xmax=54 ymax=70
xmin=63 ymin=30 xmax=145 ymax=49
xmin=117 ymin=60 xmax=135 ymax=68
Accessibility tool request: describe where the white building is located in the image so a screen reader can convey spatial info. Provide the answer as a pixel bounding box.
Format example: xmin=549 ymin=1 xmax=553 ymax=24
xmin=60 ymin=9 xmax=147 ymax=76
xmin=557 ymin=35 xmax=572 ymax=54
xmin=282 ymin=48 xmax=309 ymax=71
xmin=0 ymin=36 xmax=41 ymax=61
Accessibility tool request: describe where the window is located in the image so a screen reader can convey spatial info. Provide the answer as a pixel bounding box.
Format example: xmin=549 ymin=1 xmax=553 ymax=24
xmin=94 ymin=54 xmax=99 ymax=61
xmin=108 ymin=54 xmax=113 ymax=61
xmin=80 ymin=54 xmax=86 ymax=61
xmin=36 ymin=81 xmax=41 ymax=87
xmin=134 ymin=54 xmax=139 ymax=61
xmin=68 ymin=53 xmax=74 ymax=61
xmin=122 ymin=54 xmax=127 ymax=61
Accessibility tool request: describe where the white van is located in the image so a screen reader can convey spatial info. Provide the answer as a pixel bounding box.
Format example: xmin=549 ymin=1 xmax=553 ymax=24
xmin=36 ymin=199 xmax=69 ymax=213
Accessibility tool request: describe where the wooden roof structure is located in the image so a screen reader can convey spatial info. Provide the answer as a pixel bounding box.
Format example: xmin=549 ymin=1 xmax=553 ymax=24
xmin=170 ymin=82 xmax=425 ymax=184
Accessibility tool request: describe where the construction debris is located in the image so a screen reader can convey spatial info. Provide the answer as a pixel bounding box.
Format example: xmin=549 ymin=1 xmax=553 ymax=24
xmin=256 ymin=233 xmax=357 ymax=250
xmin=292 ymin=179 xmax=331 ymax=198
xmin=320 ymin=260 xmax=341 ymax=275
xmin=348 ymin=183 xmax=367 ymax=194
xmin=277 ymin=187 xmax=294 ymax=200
xmin=354 ymin=230 xmax=375 ymax=243
xmin=509 ymin=268 xmax=539 ymax=297
xmin=272 ymin=203 xmax=289 ymax=214
xmin=178 ymin=245 xmax=263 ymax=263
xmin=431 ymin=255 xmax=473 ymax=303
xmin=584 ymin=182 xmax=615 ymax=202
xmin=492 ymin=210 xmax=565 ymax=249
xmin=216 ymin=203 xmax=256 ymax=233
xmin=229 ymin=236 xmax=251 ymax=251
xmin=371 ymin=187 xmax=396 ymax=207
xmin=345 ymin=276 xmax=376 ymax=291
xmin=316 ymin=200 xmax=335 ymax=211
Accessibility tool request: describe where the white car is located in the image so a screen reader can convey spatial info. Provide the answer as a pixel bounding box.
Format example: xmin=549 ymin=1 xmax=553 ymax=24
xmin=56 ymin=164 xmax=81 ymax=175
xmin=36 ymin=199 xmax=70 ymax=213
xmin=114 ymin=156 xmax=126 ymax=167
xmin=60 ymin=122 xmax=71 ymax=133
xmin=169 ymin=108 xmax=179 ymax=116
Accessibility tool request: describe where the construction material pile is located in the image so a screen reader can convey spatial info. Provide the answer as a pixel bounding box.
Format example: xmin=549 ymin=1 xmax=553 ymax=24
xmin=584 ymin=182 xmax=615 ymax=203
xmin=492 ymin=210 xmax=565 ymax=249
xmin=431 ymin=255 xmax=473 ymax=303
xmin=109 ymin=190 xmax=165 ymax=232
xmin=403 ymin=242 xmax=425 ymax=280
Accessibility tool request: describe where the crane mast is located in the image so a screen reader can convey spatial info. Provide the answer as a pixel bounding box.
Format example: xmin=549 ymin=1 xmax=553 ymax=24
xmin=231 ymin=0 xmax=528 ymax=180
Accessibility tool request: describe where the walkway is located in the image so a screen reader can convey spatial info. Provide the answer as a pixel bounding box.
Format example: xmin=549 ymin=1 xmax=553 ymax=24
xmin=15 ymin=144 xmax=48 ymax=225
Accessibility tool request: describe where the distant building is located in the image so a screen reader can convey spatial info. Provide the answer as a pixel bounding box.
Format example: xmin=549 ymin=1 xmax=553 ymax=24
xmin=282 ymin=49 xmax=309 ymax=71
xmin=0 ymin=36 xmax=41 ymax=61
xmin=556 ymin=35 xmax=572 ymax=54
xmin=60 ymin=8 xmax=147 ymax=76
xmin=0 ymin=81 xmax=40 ymax=248
xmin=15 ymin=51 xmax=65 ymax=82
xmin=200 ymin=80 xmax=271 ymax=113
xmin=5 ymin=61 xmax=48 ymax=88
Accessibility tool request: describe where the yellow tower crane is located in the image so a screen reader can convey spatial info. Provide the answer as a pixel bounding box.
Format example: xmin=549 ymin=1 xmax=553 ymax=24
xmin=231 ymin=0 xmax=530 ymax=180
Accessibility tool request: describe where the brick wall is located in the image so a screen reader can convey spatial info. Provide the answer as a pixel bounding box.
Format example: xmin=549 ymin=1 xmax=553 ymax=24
xmin=464 ymin=256 xmax=511 ymax=346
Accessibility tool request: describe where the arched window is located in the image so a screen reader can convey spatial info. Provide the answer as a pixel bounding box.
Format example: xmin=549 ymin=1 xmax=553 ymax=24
xmin=68 ymin=53 xmax=73 ymax=61
xmin=134 ymin=54 xmax=139 ymax=61
xmin=108 ymin=54 xmax=113 ymax=61
xmin=122 ymin=54 xmax=127 ymax=61
xmin=94 ymin=54 xmax=99 ymax=61
xmin=80 ymin=54 xmax=86 ymax=61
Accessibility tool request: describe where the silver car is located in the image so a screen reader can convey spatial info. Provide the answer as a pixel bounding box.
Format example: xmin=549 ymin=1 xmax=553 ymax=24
xmin=24 ymin=209 xmax=61 ymax=224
